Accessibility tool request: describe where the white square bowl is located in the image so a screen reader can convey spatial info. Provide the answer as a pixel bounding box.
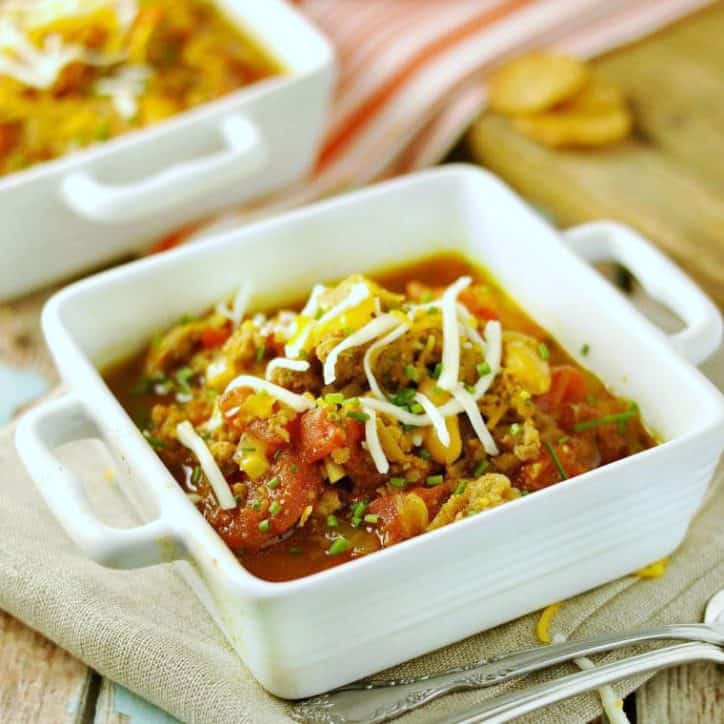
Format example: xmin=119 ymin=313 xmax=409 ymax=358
xmin=0 ymin=0 xmax=335 ymax=299
xmin=15 ymin=166 xmax=724 ymax=698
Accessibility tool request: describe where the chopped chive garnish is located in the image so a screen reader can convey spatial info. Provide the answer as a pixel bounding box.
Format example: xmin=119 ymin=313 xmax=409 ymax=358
xmin=617 ymin=418 xmax=628 ymax=434
xmin=143 ymin=432 xmax=166 ymax=449
xmin=327 ymin=514 xmax=338 ymax=528
xmin=432 ymin=362 xmax=443 ymax=379
xmin=364 ymin=514 xmax=379 ymax=524
xmin=175 ymin=366 xmax=194 ymax=386
xmin=314 ymin=308 xmax=324 ymax=320
xmin=289 ymin=546 xmax=301 ymax=555
xmin=328 ymin=536 xmax=352 ymax=555
xmin=465 ymin=384 xmax=476 ymax=395
xmin=544 ymin=440 xmax=568 ymax=480
xmin=421 ymin=291 xmax=434 ymax=303
xmin=255 ymin=346 xmax=265 ymax=362
xmin=191 ymin=466 xmax=201 ymax=484
xmin=454 ymin=481 xmax=467 ymax=495
xmin=581 ymin=343 xmax=590 ymax=356
xmin=426 ymin=474 xmax=444 ymax=486
xmin=389 ymin=477 xmax=407 ymax=489
xmin=476 ymin=361 xmax=491 ymax=376
xmin=573 ymin=405 xmax=638 ymax=432
xmin=427 ymin=306 xmax=440 ymax=315
xmin=269 ymin=500 xmax=281 ymax=516
xmin=290 ymin=464 xmax=298 ymax=473
xmin=250 ymin=499 xmax=262 ymax=511
xmin=350 ymin=516 xmax=362 ymax=527
xmin=267 ymin=476 xmax=281 ymax=490
xmin=352 ymin=501 xmax=367 ymax=518
xmin=510 ymin=423 xmax=522 ymax=437
xmin=558 ymin=436 xmax=570 ymax=444
xmin=347 ymin=410 xmax=370 ymax=422
xmin=404 ymin=364 xmax=419 ymax=381
xmin=324 ymin=392 xmax=345 ymax=405
xmin=389 ymin=387 xmax=416 ymax=407
xmin=344 ymin=397 xmax=360 ymax=407
xmin=473 ymin=460 xmax=490 ymax=477
xmin=419 ymin=448 xmax=431 ymax=460
xmin=241 ymin=446 xmax=256 ymax=453
xmin=258 ymin=519 xmax=270 ymax=532
xmin=538 ymin=342 xmax=550 ymax=360
xmin=410 ymin=402 xmax=424 ymax=414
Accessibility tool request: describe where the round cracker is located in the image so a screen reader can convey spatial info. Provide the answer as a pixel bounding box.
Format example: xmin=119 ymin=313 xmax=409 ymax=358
xmin=512 ymin=107 xmax=633 ymax=148
xmin=488 ymin=52 xmax=589 ymax=116
xmin=557 ymin=77 xmax=626 ymax=114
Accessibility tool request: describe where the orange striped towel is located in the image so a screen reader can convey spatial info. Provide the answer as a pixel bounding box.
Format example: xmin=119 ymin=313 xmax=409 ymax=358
xmin=157 ymin=0 xmax=712 ymax=248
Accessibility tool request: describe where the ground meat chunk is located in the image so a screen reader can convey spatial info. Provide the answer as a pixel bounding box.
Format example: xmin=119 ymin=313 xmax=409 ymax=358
xmin=268 ymin=362 xmax=323 ymax=396
xmin=428 ymin=473 xmax=518 ymax=529
xmin=223 ymin=320 xmax=269 ymax=369
xmin=513 ymin=419 xmax=541 ymax=462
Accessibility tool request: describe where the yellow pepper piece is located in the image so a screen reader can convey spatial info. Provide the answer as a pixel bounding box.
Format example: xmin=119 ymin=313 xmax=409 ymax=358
xmin=536 ymin=601 xmax=561 ymax=644
xmin=635 ymin=557 xmax=669 ymax=579
xmin=238 ymin=435 xmax=268 ymax=480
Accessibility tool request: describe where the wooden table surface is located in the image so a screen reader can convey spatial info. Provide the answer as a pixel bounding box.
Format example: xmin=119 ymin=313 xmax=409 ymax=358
xmin=1 ymin=3 xmax=723 ymax=722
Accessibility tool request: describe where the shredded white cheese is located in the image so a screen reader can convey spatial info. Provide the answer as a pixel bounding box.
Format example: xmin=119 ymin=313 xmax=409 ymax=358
xmin=323 ymin=313 xmax=400 ymax=385
xmin=360 ymin=404 xmax=388 ymax=474
xmin=176 ymin=421 xmax=236 ymax=510
xmin=94 ymin=63 xmax=150 ymax=119
xmin=300 ymin=283 xmax=326 ymax=317
xmin=204 ymin=399 xmax=224 ymax=432
xmin=3 ymin=0 xmax=138 ymax=30
xmin=552 ymin=634 xmax=630 ymax=724
xmin=224 ymin=375 xmax=315 ymax=413
xmin=363 ymin=322 xmax=409 ymax=400
xmin=316 ymin=281 xmax=370 ymax=328
xmin=437 ymin=276 xmax=472 ymax=392
xmin=216 ymin=282 xmax=252 ymax=328
xmin=284 ymin=285 xmax=326 ymax=359
xmin=452 ymin=385 xmax=498 ymax=455
xmin=472 ymin=320 xmax=502 ymax=398
xmin=414 ymin=391 xmax=450 ymax=447
xmin=265 ymin=357 xmax=310 ymax=381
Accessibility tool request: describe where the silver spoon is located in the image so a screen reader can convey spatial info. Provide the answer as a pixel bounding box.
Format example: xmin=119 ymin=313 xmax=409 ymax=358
xmin=293 ymin=588 xmax=724 ymax=724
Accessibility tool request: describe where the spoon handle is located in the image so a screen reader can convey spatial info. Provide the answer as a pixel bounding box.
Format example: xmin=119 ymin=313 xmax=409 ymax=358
xmin=439 ymin=641 xmax=724 ymax=724
xmin=294 ymin=624 xmax=722 ymax=723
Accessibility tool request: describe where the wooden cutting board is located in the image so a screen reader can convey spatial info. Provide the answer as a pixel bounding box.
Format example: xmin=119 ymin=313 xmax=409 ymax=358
xmin=467 ymin=1 xmax=724 ymax=310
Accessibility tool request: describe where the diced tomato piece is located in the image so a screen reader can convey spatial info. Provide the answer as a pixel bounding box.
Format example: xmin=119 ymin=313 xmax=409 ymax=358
xmin=0 ymin=123 xmax=18 ymax=157
xmin=367 ymin=493 xmax=424 ymax=545
xmin=201 ymin=325 xmax=231 ymax=349
xmin=460 ymin=288 xmax=499 ymax=321
xmin=298 ymin=408 xmax=346 ymax=463
xmin=537 ymin=365 xmax=588 ymax=411
xmin=219 ymin=388 xmax=296 ymax=450
xmin=344 ymin=417 xmax=365 ymax=448
xmin=209 ymin=448 xmax=322 ymax=551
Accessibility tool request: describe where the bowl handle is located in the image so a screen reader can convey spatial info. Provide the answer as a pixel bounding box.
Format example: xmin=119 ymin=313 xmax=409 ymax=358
xmin=60 ymin=113 xmax=267 ymax=224
xmin=15 ymin=394 xmax=178 ymax=569
xmin=561 ymin=221 xmax=722 ymax=366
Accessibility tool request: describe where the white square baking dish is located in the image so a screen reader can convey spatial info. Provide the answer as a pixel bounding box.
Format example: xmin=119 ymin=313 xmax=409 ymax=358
xmin=0 ymin=0 xmax=334 ymax=300
xmin=15 ymin=166 xmax=724 ymax=698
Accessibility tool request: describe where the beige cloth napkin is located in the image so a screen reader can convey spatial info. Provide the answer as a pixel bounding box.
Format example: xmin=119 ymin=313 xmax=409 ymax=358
xmin=1 ymin=416 xmax=722 ymax=724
